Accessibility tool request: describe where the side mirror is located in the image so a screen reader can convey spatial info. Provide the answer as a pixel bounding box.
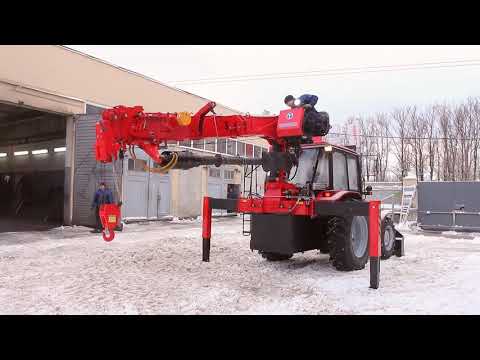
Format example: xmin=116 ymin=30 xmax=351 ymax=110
xmin=363 ymin=185 xmax=373 ymax=196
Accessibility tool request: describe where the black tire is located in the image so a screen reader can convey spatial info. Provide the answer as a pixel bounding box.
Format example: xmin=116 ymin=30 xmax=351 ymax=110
xmin=327 ymin=215 xmax=369 ymax=271
xmin=381 ymin=217 xmax=395 ymax=260
xmin=317 ymin=217 xmax=330 ymax=254
xmin=260 ymin=252 xmax=293 ymax=261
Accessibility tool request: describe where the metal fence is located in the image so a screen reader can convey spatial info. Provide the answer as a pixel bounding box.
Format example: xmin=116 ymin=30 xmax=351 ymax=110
xmin=418 ymin=181 xmax=480 ymax=231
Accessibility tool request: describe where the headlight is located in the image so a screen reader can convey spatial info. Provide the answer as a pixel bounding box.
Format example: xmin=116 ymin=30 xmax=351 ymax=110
xmin=293 ymin=99 xmax=302 ymax=107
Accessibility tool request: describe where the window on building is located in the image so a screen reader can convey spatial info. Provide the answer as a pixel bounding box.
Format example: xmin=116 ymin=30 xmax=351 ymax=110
xmin=227 ymin=139 xmax=236 ymax=156
xmin=167 ymin=140 xmax=178 ymax=146
xmin=209 ymin=168 xmax=221 ymax=178
xmin=193 ymin=140 xmax=204 ymax=150
xmin=205 ymin=138 xmax=216 ymax=152
xmin=246 ymin=144 xmax=253 ymax=157
xmin=237 ymin=142 xmax=245 ymax=157
xmin=224 ymin=170 xmax=235 ymax=180
xmin=180 ymin=140 xmax=192 ymax=147
xmin=128 ymin=159 xmax=148 ymax=172
xmin=254 ymin=146 xmax=262 ymax=159
xmin=217 ymin=139 xmax=227 ymax=154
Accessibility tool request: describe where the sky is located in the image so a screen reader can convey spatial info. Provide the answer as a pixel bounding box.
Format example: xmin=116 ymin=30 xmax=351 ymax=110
xmin=69 ymin=45 xmax=480 ymax=127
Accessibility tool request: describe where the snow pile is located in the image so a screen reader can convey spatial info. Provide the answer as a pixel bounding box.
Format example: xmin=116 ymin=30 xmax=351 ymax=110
xmin=170 ymin=217 xmax=201 ymax=224
xmin=1 ymin=217 xmax=480 ymax=314
xmin=395 ymin=221 xmax=417 ymax=232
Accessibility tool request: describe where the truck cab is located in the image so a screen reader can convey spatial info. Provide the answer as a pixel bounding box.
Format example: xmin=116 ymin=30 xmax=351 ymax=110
xmin=290 ymin=142 xmax=362 ymax=196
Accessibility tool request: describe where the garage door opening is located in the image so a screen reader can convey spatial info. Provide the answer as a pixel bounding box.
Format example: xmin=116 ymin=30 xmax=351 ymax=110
xmin=0 ymin=103 xmax=67 ymax=232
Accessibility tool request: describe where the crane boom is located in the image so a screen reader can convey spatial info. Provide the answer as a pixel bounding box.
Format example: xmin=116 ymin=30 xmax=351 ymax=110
xmin=97 ymin=101 xmax=276 ymax=165
xmin=95 ymin=101 xmax=330 ymax=169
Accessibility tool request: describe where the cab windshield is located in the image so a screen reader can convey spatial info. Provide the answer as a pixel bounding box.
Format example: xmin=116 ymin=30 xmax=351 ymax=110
xmin=290 ymin=148 xmax=329 ymax=190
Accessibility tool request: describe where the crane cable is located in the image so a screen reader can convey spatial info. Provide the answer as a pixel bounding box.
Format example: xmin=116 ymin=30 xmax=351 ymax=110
xmin=111 ymin=159 xmax=122 ymax=203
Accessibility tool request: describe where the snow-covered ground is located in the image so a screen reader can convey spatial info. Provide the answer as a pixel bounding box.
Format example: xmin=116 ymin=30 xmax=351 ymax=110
xmin=0 ymin=217 xmax=479 ymax=314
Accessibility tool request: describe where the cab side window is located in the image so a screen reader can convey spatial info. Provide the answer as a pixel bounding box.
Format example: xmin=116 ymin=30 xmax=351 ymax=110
xmin=332 ymin=151 xmax=348 ymax=190
xmin=313 ymin=150 xmax=330 ymax=189
xmin=347 ymin=156 xmax=359 ymax=191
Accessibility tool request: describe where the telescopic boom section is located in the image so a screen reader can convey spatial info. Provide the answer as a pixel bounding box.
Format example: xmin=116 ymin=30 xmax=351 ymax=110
xmin=95 ymin=101 xmax=279 ymax=166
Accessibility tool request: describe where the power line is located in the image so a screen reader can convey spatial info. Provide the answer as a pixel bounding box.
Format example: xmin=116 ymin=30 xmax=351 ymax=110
xmin=171 ymin=58 xmax=480 ymax=83
xmin=173 ymin=63 xmax=480 ymax=86
xmin=169 ymin=59 xmax=480 ymax=86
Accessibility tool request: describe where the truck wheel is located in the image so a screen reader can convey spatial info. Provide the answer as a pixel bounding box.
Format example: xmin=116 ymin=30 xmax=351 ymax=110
xmin=327 ymin=215 xmax=369 ymax=271
xmin=317 ymin=218 xmax=330 ymax=254
xmin=260 ymin=252 xmax=293 ymax=261
xmin=381 ymin=217 xmax=395 ymax=260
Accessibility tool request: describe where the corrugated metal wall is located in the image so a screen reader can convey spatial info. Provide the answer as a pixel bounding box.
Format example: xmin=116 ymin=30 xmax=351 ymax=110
xmin=72 ymin=112 xmax=122 ymax=226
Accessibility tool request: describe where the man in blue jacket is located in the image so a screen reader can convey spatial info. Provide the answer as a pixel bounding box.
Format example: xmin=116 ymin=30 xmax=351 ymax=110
xmin=91 ymin=182 xmax=114 ymax=233
xmin=284 ymin=94 xmax=318 ymax=111
xmin=284 ymin=94 xmax=331 ymax=137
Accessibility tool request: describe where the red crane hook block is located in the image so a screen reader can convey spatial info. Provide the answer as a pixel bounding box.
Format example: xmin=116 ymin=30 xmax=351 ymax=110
xmin=99 ymin=204 xmax=121 ymax=242
xmin=102 ymin=229 xmax=115 ymax=242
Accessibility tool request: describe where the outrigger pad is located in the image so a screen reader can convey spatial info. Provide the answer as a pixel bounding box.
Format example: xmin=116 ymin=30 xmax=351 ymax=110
xmin=394 ymin=229 xmax=404 ymax=257
xmin=369 ymin=257 xmax=380 ymax=289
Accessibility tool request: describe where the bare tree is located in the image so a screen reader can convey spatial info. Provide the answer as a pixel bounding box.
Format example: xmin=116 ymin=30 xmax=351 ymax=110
xmin=342 ymin=97 xmax=480 ymax=182
xmin=357 ymin=116 xmax=377 ymax=181
xmin=438 ymin=104 xmax=454 ymax=180
xmin=408 ymin=106 xmax=430 ymax=181
xmin=424 ymin=105 xmax=439 ymax=180
xmin=373 ymin=113 xmax=390 ymax=181
xmin=465 ymin=98 xmax=480 ymax=180
xmin=391 ymin=107 xmax=413 ymax=179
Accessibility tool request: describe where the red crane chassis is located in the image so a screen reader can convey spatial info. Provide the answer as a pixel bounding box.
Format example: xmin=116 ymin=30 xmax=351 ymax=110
xmin=94 ymin=101 xmax=404 ymax=289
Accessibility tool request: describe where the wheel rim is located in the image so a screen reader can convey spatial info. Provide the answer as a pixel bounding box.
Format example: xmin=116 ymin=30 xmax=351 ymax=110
xmin=383 ymin=227 xmax=394 ymax=251
xmin=351 ymin=216 xmax=368 ymax=258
